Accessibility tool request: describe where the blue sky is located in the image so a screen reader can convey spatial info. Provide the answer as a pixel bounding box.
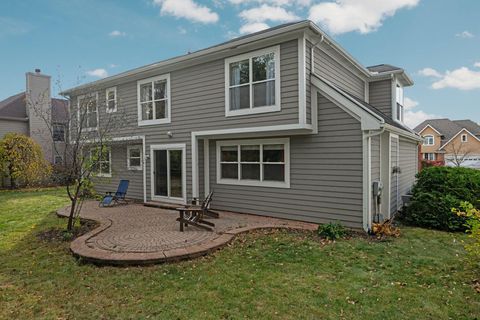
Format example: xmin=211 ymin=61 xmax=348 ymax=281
xmin=1 ymin=0 xmax=479 ymax=128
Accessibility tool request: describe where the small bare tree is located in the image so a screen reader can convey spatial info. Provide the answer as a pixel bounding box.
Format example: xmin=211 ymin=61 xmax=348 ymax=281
xmin=29 ymin=79 xmax=130 ymax=231
xmin=446 ymin=139 xmax=473 ymax=167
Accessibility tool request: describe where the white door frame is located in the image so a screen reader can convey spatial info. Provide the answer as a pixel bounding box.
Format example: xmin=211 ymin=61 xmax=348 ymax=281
xmin=150 ymin=143 xmax=187 ymax=204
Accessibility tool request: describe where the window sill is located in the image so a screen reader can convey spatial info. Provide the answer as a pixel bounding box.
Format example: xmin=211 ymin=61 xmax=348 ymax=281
xmin=83 ymin=127 xmax=98 ymax=132
xmin=138 ymin=118 xmax=171 ymax=126
xmin=217 ymin=178 xmax=290 ymax=189
xmin=225 ymin=105 xmax=281 ymax=117
xmin=127 ymin=166 xmax=143 ymax=171
xmin=106 ymin=109 xmax=117 ymax=113
xmin=95 ymin=174 xmax=112 ymax=178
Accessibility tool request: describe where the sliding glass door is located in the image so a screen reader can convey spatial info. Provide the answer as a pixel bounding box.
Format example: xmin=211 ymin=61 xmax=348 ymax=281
xmin=151 ymin=144 xmax=185 ymax=203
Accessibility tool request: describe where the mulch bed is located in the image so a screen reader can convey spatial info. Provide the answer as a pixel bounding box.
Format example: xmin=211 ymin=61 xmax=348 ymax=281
xmin=37 ymin=220 xmax=98 ymax=243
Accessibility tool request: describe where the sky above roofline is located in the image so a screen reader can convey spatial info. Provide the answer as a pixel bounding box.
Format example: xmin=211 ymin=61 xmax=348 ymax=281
xmin=1 ymin=0 xmax=479 ymax=128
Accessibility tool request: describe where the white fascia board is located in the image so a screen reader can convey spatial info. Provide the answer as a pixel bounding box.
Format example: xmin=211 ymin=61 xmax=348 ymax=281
xmin=383 ymin=124 xmax=423 ymax=142
xmin=311 ymin=75 xmax=382 ymax=131
xmin=418 ymin=124 xmax=442 ymax=136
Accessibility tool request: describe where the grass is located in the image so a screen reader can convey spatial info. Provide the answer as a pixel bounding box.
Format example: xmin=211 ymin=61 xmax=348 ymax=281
xmin=0 ymin=188 xmax=479 ymax=319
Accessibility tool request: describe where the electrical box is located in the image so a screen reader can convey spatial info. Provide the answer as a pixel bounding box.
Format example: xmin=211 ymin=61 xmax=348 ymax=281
xmin=373 ymin=181 xmax=383 ymax=197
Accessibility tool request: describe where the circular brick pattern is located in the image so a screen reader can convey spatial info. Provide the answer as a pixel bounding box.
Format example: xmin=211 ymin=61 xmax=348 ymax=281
xmin=57 ymin=201 xmax=318 ymax=265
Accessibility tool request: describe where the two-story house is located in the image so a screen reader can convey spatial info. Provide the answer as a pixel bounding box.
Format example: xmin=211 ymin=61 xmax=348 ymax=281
xmin=415 ymin=118 xmax=480 ymax=168
xmin=0 ymin=70 xmax=68 ymax=166
xmin=61 ymin=21 xmax=421 ymax=231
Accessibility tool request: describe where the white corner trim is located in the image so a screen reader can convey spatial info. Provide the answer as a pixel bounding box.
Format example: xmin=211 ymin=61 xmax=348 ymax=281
xmin=142 ymin=136 xmax=147 ymax=203
xmin=216 ymin=137 xmax=290 ymax=189
xmin=298 ymin=35 xmax=307 ymax=125
xmin=192 ymin=134 xmax=199 ymax=199
xmin=224 ymin=45 xmax=281 ymax=117
xmin=137 ymin=73 xmax=171 ymax=126
xmin=418 ymin=124 xmax=442 ymax=136
xmin=362 ymin=132 xmax=370 ymax=232
xmin=204 ymin=139 xmax=210 ymax=197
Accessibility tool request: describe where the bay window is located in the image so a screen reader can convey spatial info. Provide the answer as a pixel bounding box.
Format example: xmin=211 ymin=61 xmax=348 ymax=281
xmin=137 ymin=74 xmax=171 ymax=125
xmin=217 ymin=138 xmax=289 ymax=188
xmin=225 ymin=46 xmax=280 ymax=116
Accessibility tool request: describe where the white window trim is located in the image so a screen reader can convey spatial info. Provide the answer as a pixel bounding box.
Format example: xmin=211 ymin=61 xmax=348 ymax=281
xmin=90 ymin=147 xmax=112 ymax=178
xmin=127 ymin=145 xmax=143 ymax=170
xmin=423 ymin=135 xmax=434 ymax=146
xmin=224 ymin=45 xmax=281 ymax=117
xmin=77 ymin=93 xmax=99 ymax=132
xmin=461 ymin=134 xmax=468 ymax=143
xmin=137 ymin=74 xmax=171 ymax=126
xmin=424 ymin=153 xmax=435 ymax=161
xmin=106 ymin=87 xmax=117 ymax=113
xmin=392 ymin=79 xmax=404 ymax=124
xmin=216 ymin=137 xmax=290 ymax=188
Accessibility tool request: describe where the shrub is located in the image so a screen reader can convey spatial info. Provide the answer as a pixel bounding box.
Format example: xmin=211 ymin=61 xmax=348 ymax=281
xmin=317 ymin=222 xmax=346 ymax=240
xmin=452 ymin=202 xmax=480 ymax=263
xmin=403 ymin=167 xmax=480 ymax=231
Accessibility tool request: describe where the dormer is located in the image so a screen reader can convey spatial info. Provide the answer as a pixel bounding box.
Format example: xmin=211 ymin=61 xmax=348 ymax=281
xmin=367 ymin=64 xmax=413 ymax=124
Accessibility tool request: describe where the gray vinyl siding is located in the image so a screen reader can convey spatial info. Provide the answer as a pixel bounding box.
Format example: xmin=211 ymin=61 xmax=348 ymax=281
xmin=0 ymin=119 xmax=28 ymax=139
xmin=371 ymin=135 xmax=381 ymax=182
xmin=310 ymin=41 xmax=366 ymax=100
xmin=390 ymin=137 xmax=399 ymax=214
xmin=73 ymin=40 xmax=300 ymax=203
xmin=209 ymin=93 xmax=364 ymax=228
xmin=398 ymin=138 xmax=417 ymax=203
xmin=369 ymin=80 xmax=392 ymax=117
xmin=91 ymin=144 xmax=144 ymax=200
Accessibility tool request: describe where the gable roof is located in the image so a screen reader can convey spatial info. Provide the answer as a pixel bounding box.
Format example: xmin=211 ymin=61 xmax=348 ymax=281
xmin=0 ymin=92 xmax=27 ymax=119
xmin=414 ymin=118 xmax=480 ymax=148
xmin=0 ymin=92 xmax=68 ymax=122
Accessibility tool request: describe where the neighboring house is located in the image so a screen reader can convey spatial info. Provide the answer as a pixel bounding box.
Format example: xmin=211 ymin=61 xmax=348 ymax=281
xmin=414 ymin=118 xmax=480 ymax=168
xmin=0 ymin=69 xmax=69 ymax=166
xmin=61 ymin=20 xmax=421 ymax=231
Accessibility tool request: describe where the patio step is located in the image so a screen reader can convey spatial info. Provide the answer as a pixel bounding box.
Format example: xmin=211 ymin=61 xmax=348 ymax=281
xmin=143 ymin=201 xmax=180 ymax=210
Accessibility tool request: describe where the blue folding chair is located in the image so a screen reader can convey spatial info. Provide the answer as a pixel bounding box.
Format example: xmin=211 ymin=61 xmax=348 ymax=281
xmin=100 ymin=179 xmax=129 ymax=207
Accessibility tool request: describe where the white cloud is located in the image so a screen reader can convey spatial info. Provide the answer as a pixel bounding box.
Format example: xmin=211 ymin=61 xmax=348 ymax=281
xmin=455 ymin=30 xmax=474 ymax=38
xmin=474 ymin=62 xmax=480 ymax=68
xmin=419 ymin=64 xmax=480 ymax=90
xmin=418 ymin=67 xmax=442 ymax=78
xmin=239 ymin=22 xmax=270 ymax=34
xmin=109 ymin=64 xmax=118 ymax=68
xmin=403 ymin=97 xmax=419 ymax=110
xmin=402 ymin=97 xmax=441 ymax=129
xmin=229 ymin=0 xmax=311 ymax=6
xmin=86 ymin=68 xmax=108 ymax=78
xmin=153 ymin=0 xmax=219 ymax=24
xmin=177 ymin=26 xmax=187 ymax=34
xmin=239 ymin=4 xmax=299 ymax=23
xmin=308 ymin=0 xmax=419 ymax=34
xmin=108 ymin=30 xmax=126 ymax=37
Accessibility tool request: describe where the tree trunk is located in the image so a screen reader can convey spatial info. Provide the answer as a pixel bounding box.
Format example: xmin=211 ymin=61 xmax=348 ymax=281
xmin=67 ymin=198 xmax=76 ymax=231
xmin=10 ymin=176 xmax=16 ymax=189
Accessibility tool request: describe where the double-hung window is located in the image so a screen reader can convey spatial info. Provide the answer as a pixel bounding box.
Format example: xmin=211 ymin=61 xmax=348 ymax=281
xmin=424 ymin=153 xmax=435 ymax=161
xmin=423 ymin=135 xmax=434 ymax=146
xmin=78 ymin=93 xmax=98 ymax=131
xmin=90 ymin=146 xmax=111 ymax=177
xmin=106 ymin=87 xmax=117 ymax=113
xmin=53 ymin=123 xmax=65 ymax=142
xmin=127 ymin=145 xmax=142 ymax=170
xmin=225 ymin=46 xmax=280 ymax=116
xmin=217 ymin=138 xmax=290 ymax=188
xmin=395 ymin=84 xmax=404 ymax=123
xmin=137 ymin=74 xmax=171 ymax=125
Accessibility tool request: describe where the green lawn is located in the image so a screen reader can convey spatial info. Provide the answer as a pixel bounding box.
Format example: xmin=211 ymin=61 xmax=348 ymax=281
xmin=0 ymin=188 xmax=478 ymax=319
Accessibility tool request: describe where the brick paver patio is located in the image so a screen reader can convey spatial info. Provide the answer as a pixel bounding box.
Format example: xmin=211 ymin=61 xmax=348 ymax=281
xmin=57 ymin=201 xmax=317 ymax=265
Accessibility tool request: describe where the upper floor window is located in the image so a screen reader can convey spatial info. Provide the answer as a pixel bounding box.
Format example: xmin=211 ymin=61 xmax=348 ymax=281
xmin=106 ymin=87 xmax=117 ymax=113
xmin=217 ymin=138 xmax=290 ymax=188
xmin=137 ymin=74 xmax=171 ymax=126
xmin=461 ymin=134 xmax=468 ymax=143
xmin=225 ymin=46 xmax=280 ymax=116
xmin=395 ymin=84 xmax=404 ymax=123
xmin=53 ymin=123 xmax=65 ymax=142
xmin=424 ymin=135 xmax=434 ymax=146
xmin=78 ymin=93 xmax=98 ymax=131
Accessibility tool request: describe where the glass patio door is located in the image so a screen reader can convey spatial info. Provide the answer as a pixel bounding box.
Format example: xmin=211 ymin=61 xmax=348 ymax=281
xmin=152 ymin=145 xmax=185 ymax=203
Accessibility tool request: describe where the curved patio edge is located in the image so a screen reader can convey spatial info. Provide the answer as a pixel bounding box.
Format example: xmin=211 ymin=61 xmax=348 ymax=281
xmin=56 ymin=205 xmax=317 ymax=266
